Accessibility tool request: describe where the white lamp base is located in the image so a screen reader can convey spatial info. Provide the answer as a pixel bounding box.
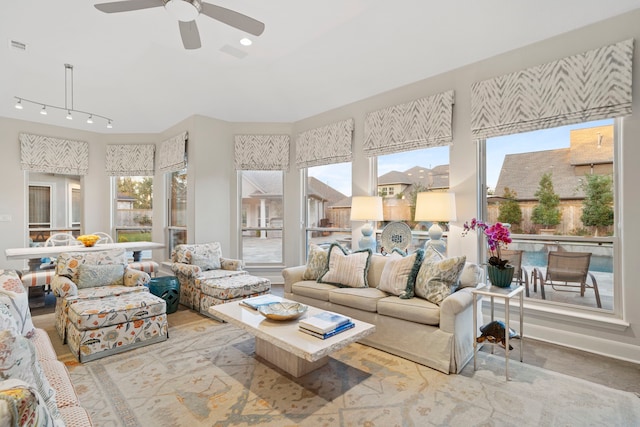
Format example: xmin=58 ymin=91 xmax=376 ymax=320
xmin=358 ymin=222 xmax=377 ymax=252
xmin=424 ymin=222 xmax=446 ymax=254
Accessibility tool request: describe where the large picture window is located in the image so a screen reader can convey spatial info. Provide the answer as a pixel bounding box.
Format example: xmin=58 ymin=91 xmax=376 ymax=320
xmin=482 ymin=118 xmax=616 ymax=312
xmin=113 ymin=176 xmax=153 ymax=259
xmin=239 ymin=170 xmax=284 ymax=264
xmin=167 ymin=168 xmax=187 ymax=255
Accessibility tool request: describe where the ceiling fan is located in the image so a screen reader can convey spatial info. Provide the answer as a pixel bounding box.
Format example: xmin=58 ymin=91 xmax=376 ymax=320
xmin=94 ymin=0 xmax=265 ymax=50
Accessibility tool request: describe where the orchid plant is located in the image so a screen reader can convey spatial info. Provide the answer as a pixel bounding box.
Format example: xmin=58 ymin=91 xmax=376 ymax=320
xmin=462 ymin=218 xmax=512 ymax=269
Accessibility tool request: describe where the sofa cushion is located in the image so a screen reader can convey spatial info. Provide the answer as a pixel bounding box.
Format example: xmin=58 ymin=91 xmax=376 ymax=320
xmin=56 ymin=249 xmax=126 ymax=283
xmin=302 ymin=243 xmax=328 ymax=280
xmin=376 ymin=296 xmax=441 ymax=326
xmin=0 ymin=329 xmax=60 ymax=420
xmin=0 ymin=379 xmax=60 ymax=427
xmin=328 ymin=287 xmax=387 ymax=312
xmin=458 ymin=262 xmax=483 ymax=288
xmin=0 ymin=270 xmax=36 ymax=337
xmin=291 ymin=281 xmax=338 ymax=301
xmin=77 ymin=264 xmax=125 ymax=289
xmin=377 ymin=249 xmax=423 ymax=297
xmin=199 ymin=275 xmax=271 ymax=300
xmin=415 ymin=247 xmax=466 ymax=305
xmin=318 ymin=243 xmax=372 ymax=288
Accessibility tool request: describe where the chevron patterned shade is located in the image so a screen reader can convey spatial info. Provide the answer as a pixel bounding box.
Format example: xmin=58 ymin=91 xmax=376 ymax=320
xmin=471 ymin=39 xmax=634 ymax=139
xmin=234 ymin=134 xmax=290 ymax=171
xmin=20 ymin=133 xmax=89 ymax=175
xmin=295 ymin=118 xmax=354 ymax=168
xmin=363 ymin=90 xmax=454 ymax=157
xmin=106 ymin=144 xmax=155 ymax=176
xmin=158 ymin=131 xmax=188 ymax=173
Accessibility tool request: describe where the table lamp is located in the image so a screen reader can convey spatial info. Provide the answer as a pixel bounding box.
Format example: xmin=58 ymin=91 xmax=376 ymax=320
xmin=414 ymin=191 xmax=456 ymax=254
xmin=351 ymin=196 xmax=384 ymax=252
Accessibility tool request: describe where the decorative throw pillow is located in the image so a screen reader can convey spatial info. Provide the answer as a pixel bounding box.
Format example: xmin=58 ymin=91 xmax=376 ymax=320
xmin=317 ymin=243 xmax=372 ymax=288
xmin=190 ymin=254 xmax=219 ymax=271
xmin=378 ymin=249 xmax=424 ymax=297
xmin=0 ymin=379 xmax=59 ymax=427
xmin=414 ymin=247 xmax=466 ymax=305
xmin=302 ymin=244 xmax=329 ymax=280
xmin=458 ymin=262 xmax=483 ymax=288
xmin=57 ymin=249 xmax=126 ymax=283
xmin=0 ymin=270 xmax=35 ymax=337
xmin=0 ymin=329 xmax=60 ymax=421
xmin=174 ymin=242 xmax=222 ymax=267
xmin=77 ymin=264 xmax=125 ymax=289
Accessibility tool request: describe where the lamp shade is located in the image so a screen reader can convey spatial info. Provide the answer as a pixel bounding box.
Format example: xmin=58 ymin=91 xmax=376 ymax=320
xmin=351 ymin=196 xmax=384 ymax=221
xmin=414 ymin=192 xmax=457 ymax=222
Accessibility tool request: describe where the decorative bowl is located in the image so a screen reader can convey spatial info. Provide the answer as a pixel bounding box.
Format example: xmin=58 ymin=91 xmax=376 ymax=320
xmin=77 ymin=234 xmax=100 ymax=247
xmin=258 ymin=302 xmax=308 ymax=321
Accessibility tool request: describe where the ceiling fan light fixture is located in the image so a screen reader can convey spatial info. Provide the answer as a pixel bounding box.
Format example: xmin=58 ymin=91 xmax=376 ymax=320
xmin=164 ymin=0 xmax=201 ymax=22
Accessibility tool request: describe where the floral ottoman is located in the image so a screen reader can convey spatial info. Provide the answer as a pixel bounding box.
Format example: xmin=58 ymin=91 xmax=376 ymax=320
xmin=198 ymin=274 xmax=271 ymax=319
xmin=66 ymin=291 xmax=168 ymax=362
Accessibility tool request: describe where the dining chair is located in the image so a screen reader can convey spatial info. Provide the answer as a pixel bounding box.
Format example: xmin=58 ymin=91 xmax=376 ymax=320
xmin=91 ymin=232 xmax=114 ymax=244
xmin=45 ymin=233 xmax=82 ymax=247
xmin=501 ymin=249 xmax=530 ymax=297
xmin=532 ymin=251 xmax=601 ymax=308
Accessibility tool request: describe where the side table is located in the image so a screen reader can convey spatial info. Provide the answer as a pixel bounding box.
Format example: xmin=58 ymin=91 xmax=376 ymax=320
xmin=148 ymin=276 xmax=181 ymax=314
xmin=472 ymin=284 xmax=524 ymax=380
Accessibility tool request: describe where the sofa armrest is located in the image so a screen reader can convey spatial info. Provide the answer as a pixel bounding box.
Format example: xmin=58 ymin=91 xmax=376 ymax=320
xmin=51 ymin=275 xmax=77 ymax=298
xmin=124 ymin=267 xmax=151 ymax=287
xmin=439 ymin=286 xmax=482 ymax=334
xmin=221 ymin=257 xmax=244 ymax=271
xmin=282 ymin=265 xmax=306 ymax=294
xmin=171 ymin=263 xmax=202 ymax=277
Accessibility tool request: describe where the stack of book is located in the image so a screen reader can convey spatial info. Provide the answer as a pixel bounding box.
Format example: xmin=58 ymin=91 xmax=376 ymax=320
xmin=239 ymin=294 xmax=282 ymax=310
xmin=298 ymin=311 xmax=354 ymax=339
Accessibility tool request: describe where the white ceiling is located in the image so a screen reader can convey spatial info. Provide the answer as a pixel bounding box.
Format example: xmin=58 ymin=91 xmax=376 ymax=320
xmin=2 ymin=0 xmax=640 ymax=134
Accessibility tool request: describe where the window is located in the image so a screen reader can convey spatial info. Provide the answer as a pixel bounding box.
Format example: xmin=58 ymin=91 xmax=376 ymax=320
xmin=113 ymin=176 xmax=153 ymax=258
xmin=239 ymin=170 xmax=283 ymax=264
xmin=377 ymin=146 xmax=450 ymax=253
xmin=167 ymin=168 xmax=187 ymax=255
xmin=28 ymin=184 xmax=51 ymax=243
xmin=305 ymin=162 xmax=351 ymax=252
xmin=70 ymin=185 xmax=81 ymax=227
xmin=482 ymin=118 xmax=616 ymax=312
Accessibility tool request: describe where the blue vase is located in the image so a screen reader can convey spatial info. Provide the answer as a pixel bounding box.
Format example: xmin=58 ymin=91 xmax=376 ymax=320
xmin=487 ymin=265 xmax=515 ymax=288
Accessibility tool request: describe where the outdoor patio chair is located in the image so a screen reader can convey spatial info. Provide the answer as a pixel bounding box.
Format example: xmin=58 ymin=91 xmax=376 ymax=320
xmin=501 ymin=249 xmax=530 ymax=296
xmin=532 ymin=251 xmax=601 ymax=308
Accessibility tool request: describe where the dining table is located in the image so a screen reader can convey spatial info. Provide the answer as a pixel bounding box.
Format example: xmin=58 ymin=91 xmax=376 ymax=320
xmin=5 ymin=241 xmax=164 ymax=262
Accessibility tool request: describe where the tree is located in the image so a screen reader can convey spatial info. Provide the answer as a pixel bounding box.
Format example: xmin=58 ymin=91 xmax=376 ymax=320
xmin=580 ymin=174 xmax=613 ymax=236
xmin=531 ymin=172 xmax=561 ymax=229
xmin=497 ymin=187 xmax=522 ymax=229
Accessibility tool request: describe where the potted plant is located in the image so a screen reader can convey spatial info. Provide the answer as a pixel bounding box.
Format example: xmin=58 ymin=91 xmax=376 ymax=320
xmin=463 ymin=219 xmax=514 ymax=287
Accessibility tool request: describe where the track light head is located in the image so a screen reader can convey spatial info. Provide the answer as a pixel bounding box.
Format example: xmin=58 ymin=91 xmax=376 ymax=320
xmin=87 ymin=115 xmax=93 ymax=124
xmin=40 ymin=106 xmax=47 ymax=115
xmin=107 ymin=120 xmax=113 ymax=129
xmin=66 ymin=110 xmax=73 ymax=120
xmin=15 ymin=99 xmax=23 ymax=109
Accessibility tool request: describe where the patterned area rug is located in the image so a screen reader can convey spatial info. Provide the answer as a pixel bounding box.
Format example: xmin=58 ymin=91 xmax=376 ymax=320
xmin=66 ymin=317 xmax=640 ymax=427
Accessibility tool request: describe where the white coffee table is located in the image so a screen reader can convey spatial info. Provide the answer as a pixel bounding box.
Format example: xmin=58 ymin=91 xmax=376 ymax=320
xmin=208 ymin=297 xmax=375 ymax=377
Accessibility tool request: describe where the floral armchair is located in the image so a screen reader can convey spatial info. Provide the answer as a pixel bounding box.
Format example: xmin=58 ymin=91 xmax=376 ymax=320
xmin=170 ymin=242 xmax=246 ymax=311
xmin=51 ymin=248 xmax=151 ymax=342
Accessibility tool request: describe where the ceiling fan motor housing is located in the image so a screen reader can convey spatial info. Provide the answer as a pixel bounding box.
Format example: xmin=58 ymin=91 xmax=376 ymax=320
xmin=164 ymin=0 xmax=201 ymax=22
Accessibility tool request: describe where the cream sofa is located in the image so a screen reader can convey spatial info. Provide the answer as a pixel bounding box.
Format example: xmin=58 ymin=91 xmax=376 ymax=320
xmin=1 ymin=269 xmax=92 ymax=426
xmin=283 ymin=253 xmax=484 ymax=374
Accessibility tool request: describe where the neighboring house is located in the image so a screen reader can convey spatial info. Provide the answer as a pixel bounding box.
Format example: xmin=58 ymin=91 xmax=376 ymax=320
xmin=378 ymin=164 xmax=450 ymax=199
xmin=491 ymin=125 xmax=613 ymax=234
xmin=307 ymin=177 xmax=348 ymax=229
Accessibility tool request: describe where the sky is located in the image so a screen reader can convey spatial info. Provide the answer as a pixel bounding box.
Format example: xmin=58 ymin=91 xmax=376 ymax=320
xmin=309 ymin=118 xmax=613 ymax=196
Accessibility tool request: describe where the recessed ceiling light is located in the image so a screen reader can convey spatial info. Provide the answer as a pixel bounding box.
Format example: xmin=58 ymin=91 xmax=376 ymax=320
xmin=240 ymin=38 xmax=252 ymax=46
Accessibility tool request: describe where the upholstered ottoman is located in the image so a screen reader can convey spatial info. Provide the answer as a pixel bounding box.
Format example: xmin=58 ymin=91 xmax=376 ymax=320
xmin=66 ymin=291 xmax=168 ymax=362
xmin=198 ymin=274 xmax=271 ymax=318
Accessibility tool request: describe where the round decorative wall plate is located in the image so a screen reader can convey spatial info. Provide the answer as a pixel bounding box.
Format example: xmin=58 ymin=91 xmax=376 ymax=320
xmin=380 ymin=221 xmax=412 ymax=253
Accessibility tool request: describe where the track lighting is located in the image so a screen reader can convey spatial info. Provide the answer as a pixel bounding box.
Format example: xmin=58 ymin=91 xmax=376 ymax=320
xmin=13 ymin=63 xmax=113 ymax=128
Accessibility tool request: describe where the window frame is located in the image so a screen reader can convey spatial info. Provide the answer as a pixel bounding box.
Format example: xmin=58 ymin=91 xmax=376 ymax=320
xmin=166 ymin=168 xmax=187 ymax=257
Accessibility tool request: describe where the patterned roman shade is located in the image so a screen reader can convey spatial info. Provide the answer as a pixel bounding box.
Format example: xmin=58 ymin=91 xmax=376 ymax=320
xmin=295 ymin=119 xmax=353 ymax=168
xmin=471 ymin=39 xmax=634 ymax=139
xmin=234 ymin=134 xmax=290 ymax=171
xmin=158 ymin=131 xmax=188 ymax=173
xmin=363 ymin=90 xmax=454 ymax=157
xmin=105 ymin=144 xmax=155 ymax=176
xmin=20 ymin=133 xmax=89 ymax=175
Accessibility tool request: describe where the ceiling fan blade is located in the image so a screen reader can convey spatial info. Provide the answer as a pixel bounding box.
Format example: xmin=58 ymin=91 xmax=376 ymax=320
xmin=200 ymin=2 xmax=265 ymax=36
xmin=179 ymin=20 xmax=201 ymax=49
xmin=94 ymin=0 xmax=164 ymax=14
